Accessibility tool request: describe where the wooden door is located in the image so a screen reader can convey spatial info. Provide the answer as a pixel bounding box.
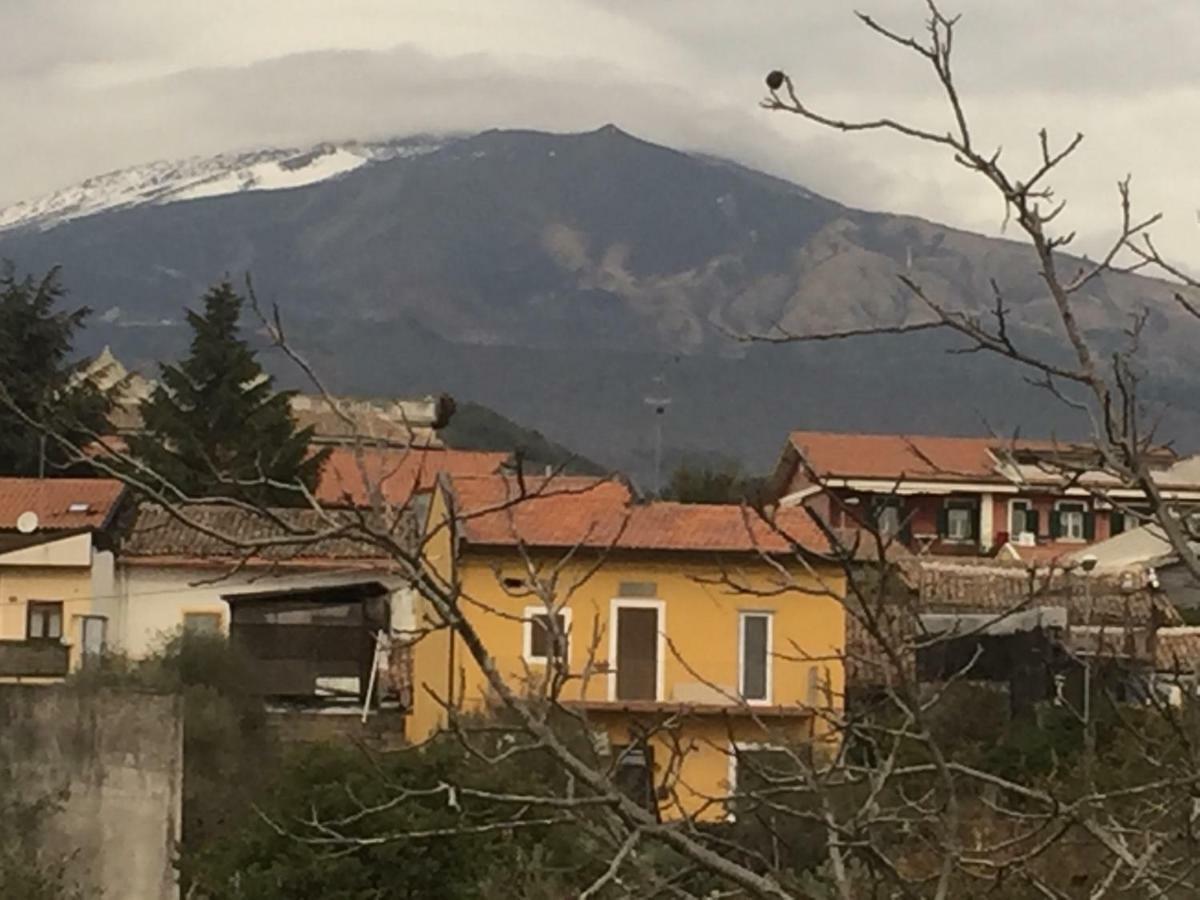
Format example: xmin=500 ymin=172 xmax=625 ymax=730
xmin=615 ymin=606 xmax=658 ymax=700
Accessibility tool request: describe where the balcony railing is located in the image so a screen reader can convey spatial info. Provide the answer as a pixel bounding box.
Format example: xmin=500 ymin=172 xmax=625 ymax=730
xmin=0 ymin=639 xmax=70 ymax=677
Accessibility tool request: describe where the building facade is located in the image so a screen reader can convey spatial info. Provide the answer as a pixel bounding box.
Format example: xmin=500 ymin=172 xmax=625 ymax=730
xmin=771 ymin=431 xmax=1200 ymax=561
xmin=411 ymin=474 xmax=846 ymax=819
xmin=0 ymin=478 xmax=126 ymax=679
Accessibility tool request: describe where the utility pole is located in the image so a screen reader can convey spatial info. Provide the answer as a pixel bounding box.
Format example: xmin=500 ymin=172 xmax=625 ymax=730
xmin=643 ymin=375 xmax=671 ymax=498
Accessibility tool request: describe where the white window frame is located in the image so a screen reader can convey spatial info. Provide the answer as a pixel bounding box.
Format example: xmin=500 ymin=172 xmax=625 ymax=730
xmin=607 ymin=598 xmax=666 ymax=702
xmin=945 ymin=505 xmax=974 ymax=542
xmin=1008 ymin=498 xmax=1034 ymax=540
xmin=726 ymin=741 xmax=788 ymax=822
xmin=876 ymin=503 xmax=901 ymax=537
xmin=737 ymin=611 xmax=773 ymax=705
xmin=1055 ymin=500 xmax=1087 ymax=543
xmin=522 ymin=605 xmax=572 ymax=665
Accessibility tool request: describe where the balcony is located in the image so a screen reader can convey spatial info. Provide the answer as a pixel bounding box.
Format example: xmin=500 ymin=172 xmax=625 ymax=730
xmin=0 ymin=639 xmax=70 ymax=678
xmin=563 ymin=699 xmax=814 ymax=719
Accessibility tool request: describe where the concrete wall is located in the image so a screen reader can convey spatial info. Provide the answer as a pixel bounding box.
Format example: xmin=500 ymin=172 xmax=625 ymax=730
xmin=0 ymin=685 xmax=182 ymax=899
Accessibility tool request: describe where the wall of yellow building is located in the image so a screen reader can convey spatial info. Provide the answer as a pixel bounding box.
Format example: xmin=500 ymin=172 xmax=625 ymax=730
xmin=408 ymin=484 xmax=459 ymax=739
xmin=0 ymin=566 xmax=95 ymax=671
xmin=407 ymin=538 xmax=846 ymax=818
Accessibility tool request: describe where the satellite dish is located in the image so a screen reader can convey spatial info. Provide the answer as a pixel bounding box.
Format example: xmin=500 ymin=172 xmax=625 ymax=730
xmin=16 ymin=511 xmax=38 ymax=534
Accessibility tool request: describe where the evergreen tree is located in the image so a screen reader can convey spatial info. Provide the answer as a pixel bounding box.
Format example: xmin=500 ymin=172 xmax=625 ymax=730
xmin=0 ymin=264 xmax=112 ymax=475
xmin=131 ymin=281 xmax=326 ymax=504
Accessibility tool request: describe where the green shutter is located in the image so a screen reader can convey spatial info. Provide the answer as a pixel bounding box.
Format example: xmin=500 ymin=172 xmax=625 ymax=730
xmin=1083 ymin=512 xmax=1096 ymax=541
xmin=1110 ymin=510 xmax=1125 ymax=536
xmin=970 ymin=505 xmax=981 ymax=541
xmin=937 ymin=507 xmax=949 ymax=537
xmin=1027 ymin=509 xmax=1040 ymax=537
xmin=1049 ymin=511 xmax=1061 ymax=539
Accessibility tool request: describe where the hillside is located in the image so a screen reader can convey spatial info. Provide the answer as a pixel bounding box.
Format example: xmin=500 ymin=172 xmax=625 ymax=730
xmin=1 ymin=126 xmax=1196 ymax=485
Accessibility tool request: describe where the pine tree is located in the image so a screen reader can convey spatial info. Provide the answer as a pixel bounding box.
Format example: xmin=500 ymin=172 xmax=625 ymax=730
xmin=0 ymin=265 xmax=112 ymax=475
xmin=132 ymin=281 xmax=327 ymax=504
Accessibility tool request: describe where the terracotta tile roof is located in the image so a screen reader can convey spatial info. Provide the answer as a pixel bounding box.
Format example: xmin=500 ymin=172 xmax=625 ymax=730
xmin=787 ymin=431 xmax=1013 ymax=481
xmin=1155 ymin=628 xmax=1200 ymax=674
xmin=0 ymin=477 xmax=126 ymax=532
xmin=783 ymin=431 xmax=1185 ymax=492
xmin=117 ymin=502 xmax=411 ymax=567
xmin=316 ymin=447 xmax=508 ymax=507
xmin=443 ymin=475 xmax=831 ymax=555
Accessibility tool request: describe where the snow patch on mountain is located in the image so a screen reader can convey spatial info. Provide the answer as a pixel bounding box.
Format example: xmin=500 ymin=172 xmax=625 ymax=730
xmin=0 ymin=137 xmax=445 ymax=234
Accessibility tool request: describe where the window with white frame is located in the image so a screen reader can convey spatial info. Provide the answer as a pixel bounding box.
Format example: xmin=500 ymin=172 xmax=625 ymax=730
xmin=728 ymin=743 xmax=810 ymax=821
xmin=943 ymin=502 xmax=976 ymax=541
xmin=523 ymin=606 xmax=571 ymax=663
xmin=1055 ymin=501 xmax=1087 ymax=541
xmin=739 ymin=612 xmax=772 ymax=703
xmin=1010 ymin=499 xmax=1032 ymax=537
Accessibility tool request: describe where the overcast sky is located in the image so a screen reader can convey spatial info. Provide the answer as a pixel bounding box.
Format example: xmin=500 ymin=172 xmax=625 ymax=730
xmin=2 ymin=0 xmax=1198 ymax=259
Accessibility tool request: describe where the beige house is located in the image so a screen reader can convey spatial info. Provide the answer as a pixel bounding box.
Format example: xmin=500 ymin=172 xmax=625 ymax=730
xmin=107 ymin=502 xmax=419 ymax=709
xmin=0 ymin=477 xmax=126 ymax=678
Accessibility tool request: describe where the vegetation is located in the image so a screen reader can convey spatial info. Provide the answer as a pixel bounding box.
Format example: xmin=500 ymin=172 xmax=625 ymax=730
xmin=0 ymin=264 xmax=111 ymax=476
xmin=130 ymin=280 xmax=327 ymax=503
xmin=440 ymin=400 xmax=604 ymax=475
xmin=662 ymin=458 xmax=765 ymax=504
xmin=0 ymin=781 xmax=88 ymax=900
xmin=71 ymin=630 xmax=271 ymax=884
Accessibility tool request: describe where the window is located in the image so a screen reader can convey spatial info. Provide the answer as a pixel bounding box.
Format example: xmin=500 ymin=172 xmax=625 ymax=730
xmin=523 ymin=607 xmax=571 ymax=663
xmin=611 ymin=742 xmax=658 ymax=817
xmin=78 ymin=616 xmax=107 ymax=660
xmin=728 ymin=744 xmax=810 ymax=821
xmin=876 ymin=503 xmax=901 ymax=537
xmin=609 ymin=599 xmax=664 ymax=701
xmin=1010 ymin=500 xmax=1031 ymax=536
xmin=942 ymin=501 xmax=977 ymax=542
xmin=27 ymin=602 xmax=63 ymax=640
xmin=183 ymin=612 xmax=222 ymax=635
xmin=1054 ymin=501 xmax=1089 ymax=542
xmin=739 ymin=612 xmax=773 ymax=703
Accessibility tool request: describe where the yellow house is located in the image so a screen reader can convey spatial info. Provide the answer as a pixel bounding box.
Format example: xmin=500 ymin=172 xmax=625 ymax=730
xmin=0 ymin=477 xmax=126 ymax=678
xmin=411 ymin=474 xmax=846 ymax=819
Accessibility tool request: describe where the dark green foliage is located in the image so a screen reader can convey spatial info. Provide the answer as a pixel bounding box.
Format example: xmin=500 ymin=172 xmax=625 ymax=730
xmin=0 ymin=265 xmax=111 ymax=475
xmin=439 ymin=400 xmax=604 ymax=475
xmin=130 ymin=281 xmax=327 ymax=503
xmin=183 ymin=739 xmax=604 ymax=900
xmin=663 ymin=458 xmax=765 ymax=504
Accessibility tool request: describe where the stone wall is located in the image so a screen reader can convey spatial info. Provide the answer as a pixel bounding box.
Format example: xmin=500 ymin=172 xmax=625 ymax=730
xmin=0 ymin=685 xmax=182 ymax=900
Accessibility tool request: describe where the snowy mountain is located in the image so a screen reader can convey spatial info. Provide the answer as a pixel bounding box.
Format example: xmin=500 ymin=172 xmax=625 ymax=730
xmin=0 ymin=136 xmax=448 ymax=234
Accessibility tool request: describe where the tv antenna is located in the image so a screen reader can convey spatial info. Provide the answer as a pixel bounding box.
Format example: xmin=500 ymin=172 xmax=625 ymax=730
xmin=643 ymin=375 xmax=672 ymax=497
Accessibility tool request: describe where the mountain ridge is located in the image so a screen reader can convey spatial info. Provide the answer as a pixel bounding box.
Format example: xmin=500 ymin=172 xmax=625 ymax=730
xmin=0 ymin=125 xmax=1195 ymax=485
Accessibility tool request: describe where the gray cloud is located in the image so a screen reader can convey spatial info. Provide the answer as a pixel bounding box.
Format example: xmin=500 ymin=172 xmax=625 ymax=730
xmin=1 ymin=0 xmax=1198 ymax=262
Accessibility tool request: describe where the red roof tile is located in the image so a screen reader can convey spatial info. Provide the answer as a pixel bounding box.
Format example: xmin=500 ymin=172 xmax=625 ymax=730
xmin=316 ymin=447 xmax=508 ymax=507
xmin=787 ymin=431 xmax=1008 ymax=481
xmin=0 ymin=477 xmax=125 ymax=531
xmin=443 ymin=475 xmax=830 ymax=555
